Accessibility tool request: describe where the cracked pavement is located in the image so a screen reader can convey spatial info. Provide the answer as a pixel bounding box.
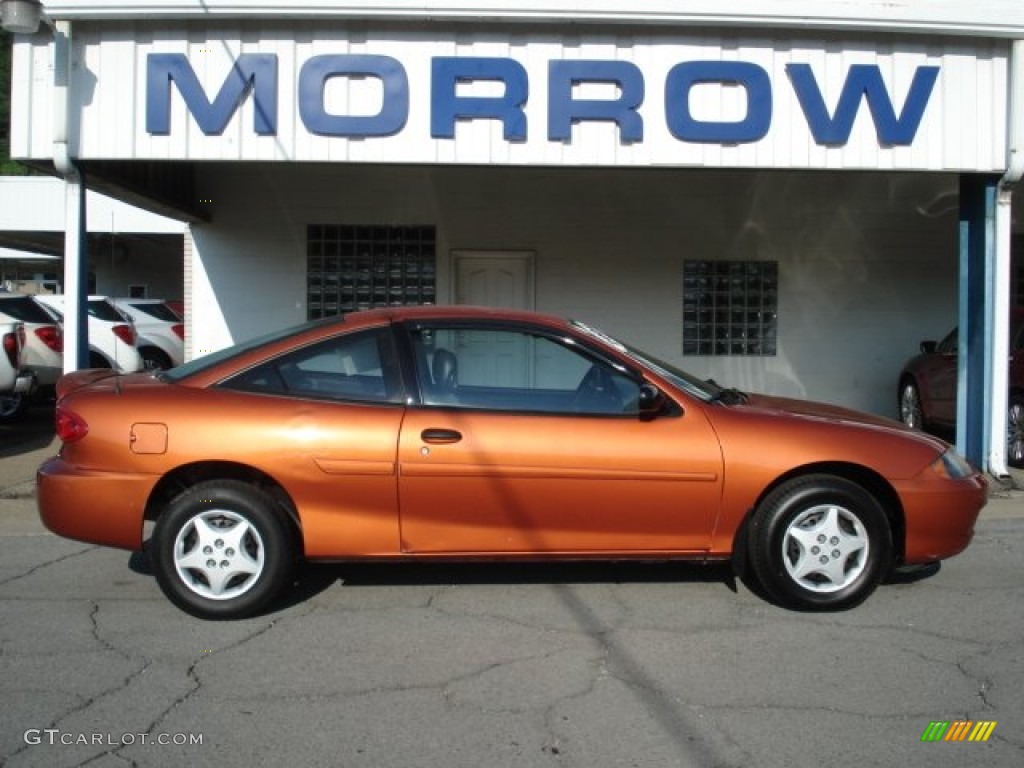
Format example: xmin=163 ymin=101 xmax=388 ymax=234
xmin=2 ymin=411 xmax=1023 ymax=767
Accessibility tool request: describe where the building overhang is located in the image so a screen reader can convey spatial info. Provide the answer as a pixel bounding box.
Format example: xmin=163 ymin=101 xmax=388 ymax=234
xmin=29 ymin=1 xmax=1024 ymax=40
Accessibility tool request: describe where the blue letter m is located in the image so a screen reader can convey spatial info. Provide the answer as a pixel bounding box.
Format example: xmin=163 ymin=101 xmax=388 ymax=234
xmin=147 ymin=53 xmax=278 ymax=136
xmin=787 ymin=63 xmax=939 ymax=146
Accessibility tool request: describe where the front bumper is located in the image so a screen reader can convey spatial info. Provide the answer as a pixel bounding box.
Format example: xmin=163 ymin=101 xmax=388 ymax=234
xmin=36 ymin=456 xmax=157 ymax=551
xmin=896 ymin=472 xmax=988 ymax=564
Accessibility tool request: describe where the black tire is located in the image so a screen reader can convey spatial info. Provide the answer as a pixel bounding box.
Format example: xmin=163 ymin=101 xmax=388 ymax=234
xmin=898 ymin=378 xmax=924 ymax=430
xmin=89 ymin=350 xmax=112 ymax=369
xmin=140 ymin=346 xmax=173 ymax=371
xmin=748 ymin=475 xmax=892 ymax=611
xmin=1008 ymin=394 xmax=1024 ymax=469
xmin=0 ymin=391 xmax=29 ymax=423
xmin=151 ymin=480 xmax=295 ymax=619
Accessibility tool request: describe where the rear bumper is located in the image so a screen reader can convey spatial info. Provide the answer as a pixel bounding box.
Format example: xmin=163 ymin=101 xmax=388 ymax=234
xmin=36 ymin=456 xmax=157 ymax=551
xmin=30 ymin=364 xmax=61 ymax=388
xmin=897 ymin=473 xmax=988 ymax=563
xmin=13 ymin=371 xmax=36 ymax=394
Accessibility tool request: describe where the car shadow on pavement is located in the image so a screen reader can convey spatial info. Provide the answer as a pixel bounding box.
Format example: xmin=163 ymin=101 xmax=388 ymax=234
xmin=128 ymin=551 xmax=739 ymax=609
xmin=125 ymin=550 xmax=941 ymax=617
xmin=307 ymin=559 xmax=736 ymax=589
xmin=0 ymin=402 xmax=56 ymax=458
xmin=884 ymin=561 xmax=942 ymax=584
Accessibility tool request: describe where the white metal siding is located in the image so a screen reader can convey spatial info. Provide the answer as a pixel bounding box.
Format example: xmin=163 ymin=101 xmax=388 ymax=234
xmin=11 ymin=23 xmax=1010 ymax=172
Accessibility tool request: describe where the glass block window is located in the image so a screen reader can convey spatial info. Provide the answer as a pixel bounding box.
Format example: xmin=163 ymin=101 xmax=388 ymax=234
xmin=307 ymin=225 xmax=437 ymax=319
xmin=682 ymin=260 xmax=778 ymax=356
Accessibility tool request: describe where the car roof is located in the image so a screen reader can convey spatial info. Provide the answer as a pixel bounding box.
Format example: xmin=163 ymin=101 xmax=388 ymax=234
xmin=348 ymin=304 xmax=571 ymax=328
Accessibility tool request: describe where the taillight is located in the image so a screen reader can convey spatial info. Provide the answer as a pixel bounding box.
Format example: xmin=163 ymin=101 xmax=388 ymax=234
xmin=171 ymin=323 xmax=185 ymax=340
xmin=55 ymin=406 xmax=89 ymax=443
xmin=2 ymin=331 xmax=17 ymax=368
xmin=112 ymin=324 xmax=136 ymax=346
xmin=35 ymin=325 xmax=63 ymax=352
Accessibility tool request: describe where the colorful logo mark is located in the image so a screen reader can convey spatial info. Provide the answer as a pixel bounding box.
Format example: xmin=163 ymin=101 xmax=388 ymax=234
xmin=921 ymin=721 xmax=997 ymax=742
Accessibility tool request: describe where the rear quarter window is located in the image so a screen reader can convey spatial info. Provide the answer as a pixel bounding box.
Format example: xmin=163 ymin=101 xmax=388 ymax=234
xmin=88 ymin=300 xmax=128 ymax=322
xmin=0 ymin=297 xmax=58 ymax=324
xmin=129 ymin=303 xmax=179 ymax=322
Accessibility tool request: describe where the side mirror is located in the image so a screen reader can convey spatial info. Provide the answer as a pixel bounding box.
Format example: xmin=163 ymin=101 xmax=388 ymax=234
xmin=638 ymin=383 xmax=666 ymax=420
xmin=920 ymin=341 xmax=937 ymax=354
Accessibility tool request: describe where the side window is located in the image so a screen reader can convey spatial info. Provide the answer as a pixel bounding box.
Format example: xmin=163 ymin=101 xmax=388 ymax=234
xmin=409 ymin=325 xmax=640 ymax=415
xmin=937 ymin=329 xmax=959 ymax=356
xmin=220 ymin=328 xmax=402 ymax=404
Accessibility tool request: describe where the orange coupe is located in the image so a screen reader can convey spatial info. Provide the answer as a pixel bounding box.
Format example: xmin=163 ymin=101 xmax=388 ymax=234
xmin=38 ymin=306 xmax=986 ymax=619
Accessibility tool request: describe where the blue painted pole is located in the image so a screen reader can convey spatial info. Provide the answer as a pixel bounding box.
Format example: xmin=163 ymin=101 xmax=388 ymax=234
xmin=957 ymin=174 xmax=999 ymax=469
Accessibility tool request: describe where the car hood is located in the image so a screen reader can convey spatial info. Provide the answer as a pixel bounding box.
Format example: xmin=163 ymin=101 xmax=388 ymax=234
xmin=735 ymin=392 xmax=948 ymax=449
xmin=739 ymin=393 xmax=896 ymax=427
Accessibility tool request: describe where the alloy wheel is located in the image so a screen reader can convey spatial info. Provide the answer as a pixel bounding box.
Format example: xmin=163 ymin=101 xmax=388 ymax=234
xmin=172 ymin=509 xmax=267 ymax=601
xmin=781 ymin=504 xmax=869 ymax=593
xmin=899 ymin=382 xmax=923 ymax=429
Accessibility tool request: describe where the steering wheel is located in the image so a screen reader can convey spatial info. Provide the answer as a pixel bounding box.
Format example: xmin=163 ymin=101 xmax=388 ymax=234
xmin=573 ymin=364 xmax=622 ymax=412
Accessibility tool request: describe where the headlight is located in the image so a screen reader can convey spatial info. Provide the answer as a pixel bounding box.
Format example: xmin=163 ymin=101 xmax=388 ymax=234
xmin=930 ymin=448 xmax=976 ymax=480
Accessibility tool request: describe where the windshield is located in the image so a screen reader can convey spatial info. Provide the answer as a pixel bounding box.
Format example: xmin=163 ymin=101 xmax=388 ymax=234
xmin=570 ymin=320 xmax=721 ymax=401
xmin=161 ymin=315 xmax=344 ymax=383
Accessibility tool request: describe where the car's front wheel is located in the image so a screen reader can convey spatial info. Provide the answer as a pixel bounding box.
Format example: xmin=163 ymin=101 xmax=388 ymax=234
xmin=899 ymin=379 xmax=924 ymax=430
xmin=749 ymin=475 xmax=892 ymax=611
xmin=151 ymin=480 xmax=295 ymax=619
xmin=1008 ymin=394 xmax=1024 ymax=469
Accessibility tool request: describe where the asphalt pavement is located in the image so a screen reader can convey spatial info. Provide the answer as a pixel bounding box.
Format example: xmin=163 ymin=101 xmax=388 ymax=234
xmin=1 ymin=405 xmax=1023 ymax=768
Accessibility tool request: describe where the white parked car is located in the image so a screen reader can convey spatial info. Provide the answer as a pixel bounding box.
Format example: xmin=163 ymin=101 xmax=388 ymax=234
xmin=34 ymin=295 xmax=144 ymax=373
xmin=0 ymin=293 xmax=63 ymax=419
xmin=0 ymin=320 xmax=37 ymax=422
xmin=112 ymin=298 xmax=185 ymax=370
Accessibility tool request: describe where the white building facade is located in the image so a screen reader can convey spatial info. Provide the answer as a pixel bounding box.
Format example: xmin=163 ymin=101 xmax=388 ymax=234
xmin=6 ymin=1 xmax=1024 ymax=470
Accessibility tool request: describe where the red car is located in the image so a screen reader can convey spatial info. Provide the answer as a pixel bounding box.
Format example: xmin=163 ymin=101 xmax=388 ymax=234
xmin=38 ymin=306 xmax=986 ymax=619
xmin=898 ymin=309 xmax=1024 ymax=467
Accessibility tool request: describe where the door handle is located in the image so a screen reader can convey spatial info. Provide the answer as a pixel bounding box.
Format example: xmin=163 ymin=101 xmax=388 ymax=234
xmin=421 ymin=428 xmax=463 ymax=444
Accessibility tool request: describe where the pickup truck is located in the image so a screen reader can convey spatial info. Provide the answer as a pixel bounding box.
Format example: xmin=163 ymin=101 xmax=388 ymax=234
xmin=1 ymin=320 xmax=36 ymax=422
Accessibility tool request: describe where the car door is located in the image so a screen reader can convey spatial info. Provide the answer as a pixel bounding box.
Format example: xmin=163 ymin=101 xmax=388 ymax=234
xmin=396 ymin=322 xmax=724 ymax=554
xmin=926 ymin=328 xmax=960 ymax=425
xmin=217 ymin=326 xmax=406 ymax=556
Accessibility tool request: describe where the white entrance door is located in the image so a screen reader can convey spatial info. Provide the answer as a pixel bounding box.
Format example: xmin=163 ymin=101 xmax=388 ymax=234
xmin=453 ymin=251 xmax=535 ymax=387
xmin=453 ymin=251 xmax=534 ymax=310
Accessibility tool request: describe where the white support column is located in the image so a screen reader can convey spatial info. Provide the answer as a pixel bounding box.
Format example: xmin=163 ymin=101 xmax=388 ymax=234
xmin=61 ymin=172 xmax=87 ymax=372
xmin=990 ymin=39 xmax=1024 ymax=475
xmin=51 ymin=17 xmax=88 ymax=372
xmin=989 ymin=187 xmax=1013 ymax=476
xmin=183 ymin=226 xmax=193 ymax=362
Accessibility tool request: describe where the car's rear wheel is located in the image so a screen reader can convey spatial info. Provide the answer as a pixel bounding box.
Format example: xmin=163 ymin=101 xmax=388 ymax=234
xmin=152 ymin=480 xmax=294 ymax=619
xmin=140 ymin=346 xmax=173 ymax=371
xmin=899 ymin=379 xmax=924 ymax=429
xmin=749 ymin=475 xmax=892 ymax=611
xmin=1008 ymin=394 xmax=1024 ymax=468
xmin=0 ymin=392 xmax=29 ymax=423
